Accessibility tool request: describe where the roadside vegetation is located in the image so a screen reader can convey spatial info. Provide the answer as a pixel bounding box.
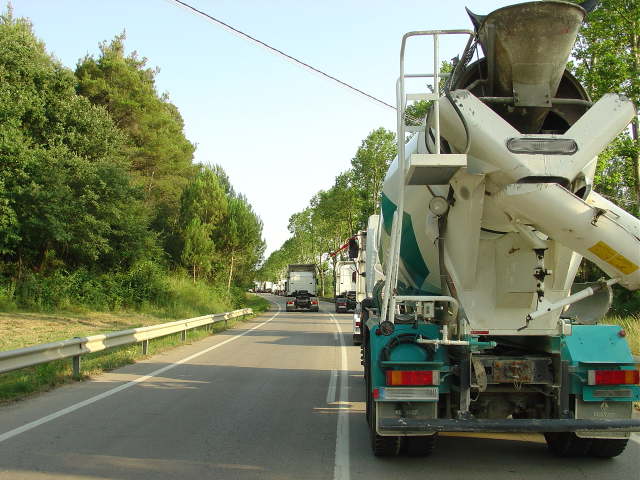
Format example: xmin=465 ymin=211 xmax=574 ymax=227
xmin=0 ymin=13 xmax=266 ymax=326
xmin=0 ymin=8 xmax=271 ymax=400
xmin=0 ymin=292 xmax=269 ymax=403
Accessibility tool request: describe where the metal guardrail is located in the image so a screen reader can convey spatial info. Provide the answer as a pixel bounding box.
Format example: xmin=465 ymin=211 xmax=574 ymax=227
xmin=0 ymin=308 xmax=253 ymax=377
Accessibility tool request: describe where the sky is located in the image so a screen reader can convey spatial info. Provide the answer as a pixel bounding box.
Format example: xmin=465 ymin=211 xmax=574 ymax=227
xmin=9 ymin=0 xmax=517 ymax=256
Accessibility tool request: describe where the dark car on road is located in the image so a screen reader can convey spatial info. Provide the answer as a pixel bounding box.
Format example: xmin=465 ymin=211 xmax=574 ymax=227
xmin=335 ymin=291 xmax=357 ymax=313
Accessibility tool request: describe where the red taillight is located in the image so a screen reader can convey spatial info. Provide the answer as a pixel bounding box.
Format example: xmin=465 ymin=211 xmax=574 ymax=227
xmin=385 ymin=370 xmax=439 ymax=386
xmin=287 ymin=301 xmax=294 ymax=305
xmin=355 ymin=321 xmax=361 ymax=327
xmin=588 ymin=369 xmax=640 ymax=386
xmin=373 ymin=388 xmax=380 ymax=399
xmin=311 ymin=300 xmax=318 ymax=304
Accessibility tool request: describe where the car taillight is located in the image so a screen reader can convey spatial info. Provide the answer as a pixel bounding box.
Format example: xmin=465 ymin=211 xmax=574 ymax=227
xmin=588 ymin=369 xmax=640 ymax=386
xmin=386 ymin=370 xmax=439 ymax=386
xmin=311 ymin=300 xmax=318 ymax=304
xmin=373 ymin=387 xmax=380 ymax=399
xmin=287 ymin=301 xmax=294 ymax=305
xmin=355 ymin=321 xmax=361 ymax=327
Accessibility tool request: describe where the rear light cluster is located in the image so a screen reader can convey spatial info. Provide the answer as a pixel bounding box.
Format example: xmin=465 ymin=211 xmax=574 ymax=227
xmin=386 ymin=370 xmax=439 ymax=386
xmin=588 ymin=369 xmax=640 ymax=386
xmin=287 ymin=301 xmax=294 ymax=305
xmin=311 ymin=300 xmax=318 ymax=305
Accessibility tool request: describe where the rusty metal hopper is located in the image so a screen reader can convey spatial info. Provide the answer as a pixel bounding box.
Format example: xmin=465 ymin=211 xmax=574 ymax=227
xmin=471 ymin=1 xmax=586 ymax=131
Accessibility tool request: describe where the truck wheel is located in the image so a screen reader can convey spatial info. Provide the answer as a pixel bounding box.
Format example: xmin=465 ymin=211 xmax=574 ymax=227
xmin=371 ymin=431 xmax=402 ymax=457
xmin=406 ymin=434 xmax=438 ymax=457
xmin=369 ymin=389 xmax=401 ymax=456
xmin=588 ymin=438 xmax=628 ymax=458
xmin=544 ymin=432 xmax=591 ymax=457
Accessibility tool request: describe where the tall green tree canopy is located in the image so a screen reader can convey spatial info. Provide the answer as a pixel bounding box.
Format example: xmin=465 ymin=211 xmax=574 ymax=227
xmin=571 ymin=0 xmax=640 ymax=214
xmin=350 ymin=127 xmax=397 ymax=223
xmin=0 ymin=11 xmax=152 ymax=272
xmin=75 ymin=33 xmax=197 ymax=235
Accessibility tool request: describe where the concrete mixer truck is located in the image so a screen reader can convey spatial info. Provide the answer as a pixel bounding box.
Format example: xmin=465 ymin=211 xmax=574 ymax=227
xmin=361 ymin=0 xmax=640 ymax=458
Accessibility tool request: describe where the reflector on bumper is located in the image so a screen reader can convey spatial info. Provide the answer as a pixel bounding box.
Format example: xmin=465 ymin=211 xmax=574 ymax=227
xmin=377 ymin=387 xmax=438 ymax=401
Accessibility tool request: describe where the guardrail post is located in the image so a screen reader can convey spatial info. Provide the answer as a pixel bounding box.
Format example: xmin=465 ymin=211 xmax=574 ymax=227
xmin=72 ymin=355 xmax=81 ymax=379
xmin=181 ymin=329 xmax=187 ymax=342
xmin=142 ymin=339 xmax=149 ymax=355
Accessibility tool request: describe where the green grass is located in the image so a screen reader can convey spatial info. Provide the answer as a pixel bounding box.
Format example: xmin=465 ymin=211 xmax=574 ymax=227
xmin=0 ymin=293 xmax=269 ymax=403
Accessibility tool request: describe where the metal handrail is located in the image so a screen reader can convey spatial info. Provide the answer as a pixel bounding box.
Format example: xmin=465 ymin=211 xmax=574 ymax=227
xmin=0 ymin=308 xmax=253 ymax=376
xmin=382 ymin=30 xmax=474 ymax=325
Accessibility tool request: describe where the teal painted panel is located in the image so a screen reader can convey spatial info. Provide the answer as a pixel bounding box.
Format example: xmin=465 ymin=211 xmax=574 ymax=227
xmin=368 ymin=323 xmax=450 ymax=394
xmin=561 ymin=325 xmax=634 ymax=364
xmin=380 ymin=193 xmax=436 ymax=294
xmin=561 ymin=325 xmax=636 ymax=396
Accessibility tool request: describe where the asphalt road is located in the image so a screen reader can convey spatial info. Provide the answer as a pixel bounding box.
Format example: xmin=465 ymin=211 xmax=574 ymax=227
xmin=0 ymin=294 xmax=638 ymax=479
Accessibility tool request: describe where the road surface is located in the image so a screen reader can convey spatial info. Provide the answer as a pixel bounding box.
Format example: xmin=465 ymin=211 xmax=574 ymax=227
xmin=0 ymin=295 xmax=638 ymax=479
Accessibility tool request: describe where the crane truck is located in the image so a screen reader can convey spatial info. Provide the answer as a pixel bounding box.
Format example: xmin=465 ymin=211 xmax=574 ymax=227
xmin=361 ymin=0 xmax=640 ymax=458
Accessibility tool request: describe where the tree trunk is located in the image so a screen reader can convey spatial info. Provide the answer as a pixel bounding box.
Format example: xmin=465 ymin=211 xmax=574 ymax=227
xmin=632 ymin=117 xmax=640 ymax=213
xmin=227 ymin=251 xmax=235 ymax=292
xmin=632 ymin=29 xmax=640 ymax=211
xmin=192 ymin=264 xmax=196 ymax=284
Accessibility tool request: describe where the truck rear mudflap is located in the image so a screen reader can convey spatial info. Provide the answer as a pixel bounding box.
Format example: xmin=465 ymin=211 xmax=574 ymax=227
xmin=378 ymin=417 xmax=640 ymax=434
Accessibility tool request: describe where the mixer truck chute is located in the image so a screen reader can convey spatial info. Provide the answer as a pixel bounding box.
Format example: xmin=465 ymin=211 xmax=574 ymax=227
xmin=362 ymin=0 xmax=640 ymax=458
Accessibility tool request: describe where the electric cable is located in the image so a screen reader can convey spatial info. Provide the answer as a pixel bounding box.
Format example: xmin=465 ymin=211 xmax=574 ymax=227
xmin=166 ymin=0 xmax=400 ymax=113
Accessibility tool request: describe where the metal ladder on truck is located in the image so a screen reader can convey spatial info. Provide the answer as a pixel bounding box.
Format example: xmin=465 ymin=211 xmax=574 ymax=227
xmin=380 ymin=30 xmax=474 ymax=336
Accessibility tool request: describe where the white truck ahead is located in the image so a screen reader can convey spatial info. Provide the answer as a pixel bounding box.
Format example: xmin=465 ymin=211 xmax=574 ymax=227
xmin=285 ymin=264 xmax=319 ymax=312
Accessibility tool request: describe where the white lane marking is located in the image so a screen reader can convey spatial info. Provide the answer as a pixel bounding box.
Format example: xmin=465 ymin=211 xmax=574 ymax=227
xmin=330 ymin=313 xmax=350 ymax=480
xmin=327 ymin=369 xmax=337 ymax=404
xmin=0 ymin=304 xmax=281 ymax=444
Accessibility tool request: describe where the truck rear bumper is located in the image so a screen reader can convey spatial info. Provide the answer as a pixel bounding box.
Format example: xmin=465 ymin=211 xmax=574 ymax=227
xmin=378 ymin=418 xmax=640 ymax=433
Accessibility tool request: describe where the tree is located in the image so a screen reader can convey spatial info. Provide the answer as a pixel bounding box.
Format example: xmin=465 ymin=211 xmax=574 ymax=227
xmin=75 ymin=33 xmax=197 ymax=239
xmin=350 ymin=128 xmax=397 ymax=223
xmin=181 ymin=218 xmax=214 ymax=282
xmin=0 ymin=11 xmax=152 ymax=273
xmin=177 ymin=166 xmax=228 ymax=274
xmin=223 ymin=196 xmax=264 ymax=290
xmin=571 ymin=0 xmax=640 ymax=213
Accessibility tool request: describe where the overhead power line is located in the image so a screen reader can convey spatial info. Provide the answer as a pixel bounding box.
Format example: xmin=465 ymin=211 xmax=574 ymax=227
xmin=166 ymin=0 xmax=398 ymax=112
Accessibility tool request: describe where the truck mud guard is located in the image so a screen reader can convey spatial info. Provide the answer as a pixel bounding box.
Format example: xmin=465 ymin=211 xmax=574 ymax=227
xmin=379 ymin=418 xmax=640 ymax=433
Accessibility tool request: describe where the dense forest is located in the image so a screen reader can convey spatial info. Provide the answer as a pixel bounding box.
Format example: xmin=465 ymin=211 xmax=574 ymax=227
xmin=259 ymin=0 xmax=640 ymax=314
xmin=0 ymin=10 xmax=265 ymax=313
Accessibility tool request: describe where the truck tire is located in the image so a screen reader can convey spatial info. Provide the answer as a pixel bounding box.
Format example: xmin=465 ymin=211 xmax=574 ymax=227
xmin=406 ymin=434 xmax=438 ymax=457
xmin=371 ymin=431 xmax=402 ymax=457
xmin=366 ymin=339 xmax=401 ymax=457
xmin=588 ymin=438 xmax=628 ymax=458
xmin=543 ymin=432 xmax=591 ymax=457
xmin=369 ymin=391 xmax=402 ymax=457
xmin=363 ymin=325 xmax=371 ymax=425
